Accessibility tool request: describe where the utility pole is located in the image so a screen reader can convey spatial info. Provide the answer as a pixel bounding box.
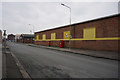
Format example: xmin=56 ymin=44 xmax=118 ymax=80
xmin=3 ymin=30 xmax=7 ymax=52
xmin=61 ymin=3 xmax=72 ymax=50
xmin=3 ymin=30 xmax=6 ymax=42
xmin=29 ymin=24 xmax=35 ymax=44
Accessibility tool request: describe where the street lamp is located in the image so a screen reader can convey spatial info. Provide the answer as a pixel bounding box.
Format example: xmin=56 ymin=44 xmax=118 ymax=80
xmin=3 ymin=30 xmax=7 ymax=51
xmin=29 ymin=24 xmax=35 ymax=44
xmin=29 ymin=24 xmax=35 ymax=34
xmin=61 ymin=3 xmax=72 ymax=50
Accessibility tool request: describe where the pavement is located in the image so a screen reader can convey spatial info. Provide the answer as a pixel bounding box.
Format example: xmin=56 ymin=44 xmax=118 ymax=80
xmin=2 ymin=42 xmax=23 ymax=79
xmin=27 ymin=44 xmax=119 ymax=60
xmin=7 ymin=42 xmax=119 ymax=78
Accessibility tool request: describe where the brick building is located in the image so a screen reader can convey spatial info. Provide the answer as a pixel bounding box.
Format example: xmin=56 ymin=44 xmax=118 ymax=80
xmin=20 ymin=34 xmax=34 ymax=43
xmin=34 ymin=14 xmax=119 ymax=52
xmin=7 ymin=34 xmax=15 ymax=42
xmin=15 ymin=34 xmax=21 ymax=42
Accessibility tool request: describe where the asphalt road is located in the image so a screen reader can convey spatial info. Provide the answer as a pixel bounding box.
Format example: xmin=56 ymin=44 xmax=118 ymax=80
xmin=7 ymin=42 xmax=118 ymax=78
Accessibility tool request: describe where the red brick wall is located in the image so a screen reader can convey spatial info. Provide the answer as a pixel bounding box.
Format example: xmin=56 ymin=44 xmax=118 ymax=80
xmin=35 ymin=15 xmax=119 ymax=51
xmin=22 ymin=38 xmax=34 ymax=43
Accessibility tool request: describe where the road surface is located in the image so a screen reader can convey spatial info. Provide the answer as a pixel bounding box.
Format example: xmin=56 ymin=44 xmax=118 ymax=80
xmin=7 ymin=42 xmax=118 ymax=78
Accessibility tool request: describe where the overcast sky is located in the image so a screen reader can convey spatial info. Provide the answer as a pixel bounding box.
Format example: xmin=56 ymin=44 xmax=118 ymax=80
xmin=0 ymin=0 xmax=119 ymax=35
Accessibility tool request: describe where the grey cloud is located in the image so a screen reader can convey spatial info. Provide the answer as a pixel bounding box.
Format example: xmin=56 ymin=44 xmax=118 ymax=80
xmin=2 ymin=2 xmax=118 ymax=34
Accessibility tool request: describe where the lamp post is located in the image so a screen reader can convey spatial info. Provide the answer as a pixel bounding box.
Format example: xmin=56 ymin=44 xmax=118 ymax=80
xmin=3 ymin=30 xmax=7 ymax=52
xmin=3 ymin=30 xmax=7 ymax=42
xmin=29 ymin=24 xmax=34 ymax=34
xmin=29 ymin=24 xmax=35 ymax=44
xmin=61 ymin=3 xmax=72 ymax=50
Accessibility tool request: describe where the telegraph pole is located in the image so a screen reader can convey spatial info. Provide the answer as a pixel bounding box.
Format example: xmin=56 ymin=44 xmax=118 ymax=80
xmin=29 ymin=24 xmax=35 ymax=44
xmin=3 ymin=30 xmax=7 ymax=52
xmin=61 ymin=3 xmax=72 ymax=50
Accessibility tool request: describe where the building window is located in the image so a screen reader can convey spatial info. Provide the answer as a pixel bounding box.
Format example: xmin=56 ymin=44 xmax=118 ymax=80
xmin=42 ymin=34 xmax=46 ymax=40
xmin=51 ymin=33 xmax=56 ymax=40
xmin=63 ymin=31 xmax=70 ymax=39
xmin=36 ymin=35 xmax=39 ymax=40
xmin=83 ymin=27 xmax=96 ymax=39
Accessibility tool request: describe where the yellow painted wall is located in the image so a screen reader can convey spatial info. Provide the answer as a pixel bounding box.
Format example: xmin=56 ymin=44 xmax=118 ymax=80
xmin=36 ymin=35 xmax=39 ymax=40
xmin=51 ymin=33 xmax=56 ymax=40
xmin=42 ymin=34 xmax=46 ymax=40
xmin=35 ymin=27 xmax=120 ymax=41
xmin=63 ymin=31 xmax=70 ymax=39
xmin=83 ymin=27 xmax=96 ymax=39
